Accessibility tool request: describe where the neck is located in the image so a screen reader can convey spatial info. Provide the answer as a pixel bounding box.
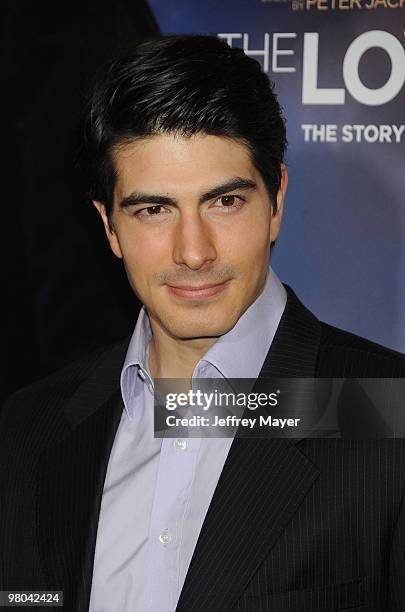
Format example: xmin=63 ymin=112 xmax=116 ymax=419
xmin=148 ymin=318 xmax=217 ymax=380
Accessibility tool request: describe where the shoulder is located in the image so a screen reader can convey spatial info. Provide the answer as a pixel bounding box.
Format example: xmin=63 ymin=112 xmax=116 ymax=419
xmin=0 ymin=337 xmax=129 ymax=435
xmin=317 ymin=321 xmax=405 ymax=376
xmin=279 ymin=285 xmax=405 ymax=377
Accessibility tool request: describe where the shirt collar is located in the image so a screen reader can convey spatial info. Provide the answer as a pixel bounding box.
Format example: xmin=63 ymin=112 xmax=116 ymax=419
xmin=120 ymin=306 xmax=153 ymax=419
xmin=121 ymin=267 xmax=286 ymax=419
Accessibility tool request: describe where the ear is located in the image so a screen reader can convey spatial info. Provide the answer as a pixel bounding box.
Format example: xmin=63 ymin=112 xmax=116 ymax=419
xmin=270 ymin=164 xmax=288 ymax=243
xmin=93 ymin=201 xmax=123 ymax=259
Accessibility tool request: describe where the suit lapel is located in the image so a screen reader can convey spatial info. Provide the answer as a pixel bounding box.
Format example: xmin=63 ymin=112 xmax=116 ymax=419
xmin=177 ymin=287 xmax=322 ymax=611
xmin=37 ymin=340 xmax=128 ymax=611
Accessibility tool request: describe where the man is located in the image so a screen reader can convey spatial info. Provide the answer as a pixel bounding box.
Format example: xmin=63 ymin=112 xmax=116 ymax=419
xmin=1 ymin=35 xmax=405 ymax=612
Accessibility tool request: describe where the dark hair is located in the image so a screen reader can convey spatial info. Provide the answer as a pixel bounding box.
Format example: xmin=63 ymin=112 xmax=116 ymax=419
xmin=83 ymin=35 xmax=287 ymax=220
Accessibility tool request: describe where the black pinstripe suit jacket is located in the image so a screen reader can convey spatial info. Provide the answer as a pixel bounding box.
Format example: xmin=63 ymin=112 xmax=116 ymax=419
xmin=1 ymin=287 xmax=405 ymax=612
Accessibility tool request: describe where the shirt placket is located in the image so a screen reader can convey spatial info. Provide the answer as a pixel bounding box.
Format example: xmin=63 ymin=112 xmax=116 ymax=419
xmin=145 ymin=430 xmax=201 ymax=611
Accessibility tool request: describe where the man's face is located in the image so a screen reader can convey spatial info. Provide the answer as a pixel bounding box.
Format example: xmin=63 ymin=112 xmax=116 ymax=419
xmin=95 ymin=133 xmax=287 ymax=341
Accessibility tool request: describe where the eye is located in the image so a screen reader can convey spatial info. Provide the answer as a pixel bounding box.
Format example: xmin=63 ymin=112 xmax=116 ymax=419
xmin=213 ymin=194 xmax=245 ymax=212
xmin=135 ymin=205 xmax=170 ymax=219
xmin=219 ymin=195 xmax=237 ymax=206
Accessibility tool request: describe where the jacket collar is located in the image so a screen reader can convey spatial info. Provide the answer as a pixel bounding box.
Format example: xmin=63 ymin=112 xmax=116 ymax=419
xmin=63 ymin=339 xmax=129 ymax=430
xmin=258 ymin=284 xmax=321 ymax=378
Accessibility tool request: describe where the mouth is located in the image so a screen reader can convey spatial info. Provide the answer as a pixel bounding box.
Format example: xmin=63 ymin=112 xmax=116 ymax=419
xmin=167 ymin=281 xmax=229 ymax=300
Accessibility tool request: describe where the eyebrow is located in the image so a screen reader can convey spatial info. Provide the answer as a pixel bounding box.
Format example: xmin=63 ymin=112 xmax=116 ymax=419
xmin=118 ymin=177 xmax=257 ymax=209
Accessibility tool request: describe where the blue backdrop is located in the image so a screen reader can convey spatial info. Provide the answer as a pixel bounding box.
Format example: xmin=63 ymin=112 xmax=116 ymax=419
xmin=149 ymin=0 xmax=405 ymax=353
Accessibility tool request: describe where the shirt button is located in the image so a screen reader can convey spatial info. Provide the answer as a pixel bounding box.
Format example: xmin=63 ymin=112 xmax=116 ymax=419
xmin=159 ymin=529 xmax=172 ymax=544
xmin=173 ymin=439 xmax=187 ymax=451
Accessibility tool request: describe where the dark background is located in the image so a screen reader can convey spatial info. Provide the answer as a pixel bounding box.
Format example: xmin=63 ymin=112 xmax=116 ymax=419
xmin=1 ymin=0 xmax=160 ymax=402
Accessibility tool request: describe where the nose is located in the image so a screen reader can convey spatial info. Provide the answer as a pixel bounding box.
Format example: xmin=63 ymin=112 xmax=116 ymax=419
xmin=172 ymin=212 xmax=217 ymax=270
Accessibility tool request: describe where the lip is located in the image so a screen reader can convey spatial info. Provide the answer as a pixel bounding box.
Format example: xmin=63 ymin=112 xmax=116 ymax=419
xmin=167 ymin=281 xmax=229 ymax=300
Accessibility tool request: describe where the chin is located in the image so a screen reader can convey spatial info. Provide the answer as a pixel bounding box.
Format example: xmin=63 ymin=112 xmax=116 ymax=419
xmin=165 ymin=315 xmax=235 ymax=341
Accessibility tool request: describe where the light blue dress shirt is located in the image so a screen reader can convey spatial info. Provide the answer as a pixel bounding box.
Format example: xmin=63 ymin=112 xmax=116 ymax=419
xmin=89 ymin=267 xmax=286 ymax=612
